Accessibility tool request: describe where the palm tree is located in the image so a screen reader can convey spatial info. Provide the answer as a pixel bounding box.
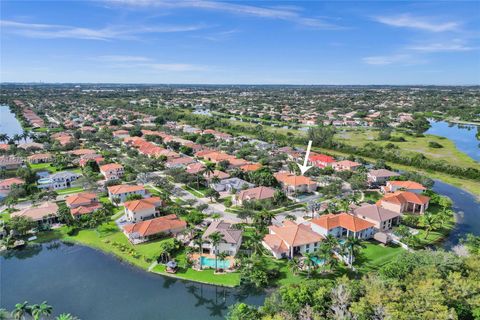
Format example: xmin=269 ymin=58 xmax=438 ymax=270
xmin=217 ymin=251 xmax=229 ymax=271
xmin=21 ymin=131 xmax=30 ymax=143
xmin=0 ymin=134 xmax=9 ymax=143
xmin=11 ymin=301 xmax=29 ymax=320
xmin=303 ymin=253 xmax=316 ymax=279
xmin=31 ymin=301 xmax=53 ymax=320
xmin=13 ymin=134 xmax=22 ymax=144
xmin=56 ymin=314 xmax=79 ymax=320
xmin=208 ymin=231 xmax=224 ymax=272
xmin=341 ymin=237 xmax=363 ymax=267
xmin=421 ymin=212 xmax=441 ymax=239
xmin=202 ymin=162 xmax=215 ymax=181
xmin=287 ymin=257 xmax=300 ymax=276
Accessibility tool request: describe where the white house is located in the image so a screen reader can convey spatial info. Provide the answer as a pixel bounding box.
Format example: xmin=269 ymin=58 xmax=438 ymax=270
xmin=262 ymin=220 xmax=323 ymax=259
xmin=100 ymin=163 xmax=125 ymax=181
xmin=107 ymin=184 xmax=148 ymax=203
xmin=310 ymin=213 xmax=375 ymax=240
xmin=37 ymin=171 xmax=81 ymax=190
xmin=124 ymin=196 xmax=163 ymax=222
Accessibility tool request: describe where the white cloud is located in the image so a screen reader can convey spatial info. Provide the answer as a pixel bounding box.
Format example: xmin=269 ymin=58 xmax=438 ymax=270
xmin=108 ymin=0 xmax=341 ymax=29
xmin=408 ymin=41 xmax=473 ymax=52
xmin=362 ymin=54 xmax=424 ymax=66
xmin=97 ymin=55 xmax=152 ymax=62
xmin=146 ymin=63 xmax=207 ymax=72
xmin=0 ymin=19 xmax=206 ymax=40
xmin=374 ymin=14 xmax=459 ymax=32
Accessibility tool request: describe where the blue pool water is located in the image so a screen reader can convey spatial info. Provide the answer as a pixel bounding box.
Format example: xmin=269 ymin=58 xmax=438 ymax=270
xmin=310 ymin=257 xmax=325 ymax=265
xmin=200 ymin=256 xmax=230 ymax=269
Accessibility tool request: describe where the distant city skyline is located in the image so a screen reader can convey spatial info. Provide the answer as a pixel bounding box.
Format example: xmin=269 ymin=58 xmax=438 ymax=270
xmin=1 ymin=1 xmax=479 ymax=85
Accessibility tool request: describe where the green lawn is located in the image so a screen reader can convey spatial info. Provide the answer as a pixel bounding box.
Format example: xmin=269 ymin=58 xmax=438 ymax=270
xmin=0 ymin=212 xmax=11 ymax=222
xmin=363 ymin=191 xmax=383 ymax=203
xmin=152 ymin=264 xmax=241 ymax=287
xmin=181 ymin=185 xmax=205 ymax=198
xmin=35 ymin=223 xmax=170 ymax=269
xmin=29 ymin=162 xmax=58 ymax=172
xmin=56 ymin=186 xmax=85 ymax=195
xmin=355 ymin=241 xmax=404 ymax=272
xmin=335 ymin=128 xmax=479 ymax=170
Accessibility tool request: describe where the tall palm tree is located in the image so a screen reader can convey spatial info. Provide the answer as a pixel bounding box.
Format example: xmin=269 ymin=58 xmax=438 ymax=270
xmin=13 ymin=134 xmax=22 ymax=144
xmin=287 ymin=257 xmax=300 ymax=276
xmin=21 ymin=131 xmax=30 ymax=143
xmin=217 ymin=251 xmax=229 ymax=270
xmin=303 ymin=253 xmax=316 ymax=279
xmin=421 ymin=212 xmax=441 ymax=239
xmin=202 ymin=162 xmax=216 ymax=180
xmin=208 ymin=231 xmax=224 ymax=272
xmin=11 ymin=301 xmax=29 ymax=320
xmin=341 ymin=237 xmax=363 ymax=267
xmin=0 ymin=134 xmax=9 ymax=143
xmin=31 ymin=301 xmax=53 ymax=320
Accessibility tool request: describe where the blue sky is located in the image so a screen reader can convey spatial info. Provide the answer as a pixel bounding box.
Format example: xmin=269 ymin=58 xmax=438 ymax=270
xmin=1 ymin=0 xmax=479 ymax=84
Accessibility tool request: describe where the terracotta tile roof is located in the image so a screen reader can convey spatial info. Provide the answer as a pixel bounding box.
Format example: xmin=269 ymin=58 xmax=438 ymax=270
xmin=100 ymin=163 xmax=123 ymax=172
xmin=368 ymin=169 xmax=400 ymax=178
xmin=311 ymin=213 xmax=375 ymax=232
xmin=27 ymin=153 xmax=52 ymax=161
xmin=239 ymin=163 xmax=262 ymax=172
xmin=263 ymin=233 xmax=289 ymax=255
xmin=123 ymin=214 xmax=186 ymax=237
xmin=71 ymin=203 xmax=102 ymax=216
xmin=12 ymin=202 xmax=58 ymax=221
xmin=309 ymin=154 xmax=335 ymax=163
xmin=0 ymin=178 xmax=25 ymax=188
xmin=380 ymin=191 xmax=430 ymax=205
xmin=186 ymin=162 xmax=205 ymax=174
xmin=237 ymin=186 xmax=275 ymax=202
xmin=69 ymin=149 xmax=96 ymax=156
xmin=274 ymin=172 xmax=316 ymax=186
xmin=204 ymin=170 xmax=230 ymax=180
xmin=268 ymin=220 xmax=323 ymax=247
xmin=65 ymin=192 xmax=97 ymax=206
xmin=107 ymin=184 xmax=145 ymax=195
xmin=386 ymin=180 xmax=426 ymax=190
xmin=334 ymin=160 xmax=361 ymax=168
xmin=124 ymin=197 xmax=162 ymax=212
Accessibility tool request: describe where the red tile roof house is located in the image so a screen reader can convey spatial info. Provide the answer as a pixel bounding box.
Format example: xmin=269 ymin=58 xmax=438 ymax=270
xmin=204 ymin=170 xmax=230 ymax=182
xmin=0 ymin=155 xmax=24 ymax=170
xmin=123 ymin=214 xmax=186 ymax=244
xmin=377 ymin=191 xmax=430 ymax=214
xmin=274 ymin=171 xmax=317 ymax=196
xmin=381 ymin=180 xmax=427 ymax=194
xmin=310 ymin=213 xmax=376 ymax=240
xmin=234 ymin=186 xmax=276 ymax=206
xmin=68 ymin=149 xmax=97 ymax=157
xmin=100 ymin=163 xmax=125 ymax=181
xmin=107 ymin=184 xmax=148 ymax=203
xmin=186 ymin=162 xmax=205 ymax=175
xmin=124 ymin=197 xmax=163 ymax=222
xmin=239 ymin=163 xmax=262 ymax=172
xmin=262 ymin=220 xmax=323 ymax=259
xmin=353 ymin=204 xmax=401 ymax=232
xmin=0 ymin=178 xmax=25 ymax=197
xmin=27 ymin=153 xmax=53 ymax=164
xmin=202 ymin=220 xmax=243 ymax=256
xmin=332 ymin=160 xmax=362 ymax=172
xmin=165 ymin=156 xmax=195 ymax=169
xmin=308 ymin=153 xmax=336 ymax=168
xmin=65 ymin=193 xmax=101 ymax=217
xmin=11 ymin=201 xmax=59 ymax=226
xmin=79 ymin=154 xmax=104 ymax=167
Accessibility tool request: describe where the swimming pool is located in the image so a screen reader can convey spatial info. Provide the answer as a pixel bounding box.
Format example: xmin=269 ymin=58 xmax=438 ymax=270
xmin=310 ymin=257 xmax=325 ymax=266
xmin=38 ymin=178 xmax=52 ymax=184
xmin=200 ymin=256 xmax=230 ymax=269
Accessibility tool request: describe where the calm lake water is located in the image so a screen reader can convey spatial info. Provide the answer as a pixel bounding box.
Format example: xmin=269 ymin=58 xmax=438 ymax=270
xmin=433 ymin=180 xmax=480 ymax=248
xmin=0 ymin=242 xmax=265 ymax=320
xmin=426 ymin=120 xmax=480 ymax=162
xmin=0 ymin=105 xmax=25 ymax=138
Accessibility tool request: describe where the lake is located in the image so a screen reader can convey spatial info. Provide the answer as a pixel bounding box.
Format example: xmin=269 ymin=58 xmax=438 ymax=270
xmin=426 ymin=120 xmax=480 ymax=162
xmin=0 ymin=105 xmax=26 ymax=139
xmin=432 ymin=180 xmax=480 ymax=248
xmin=0 ymin=242 xmax=265 ymax=320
